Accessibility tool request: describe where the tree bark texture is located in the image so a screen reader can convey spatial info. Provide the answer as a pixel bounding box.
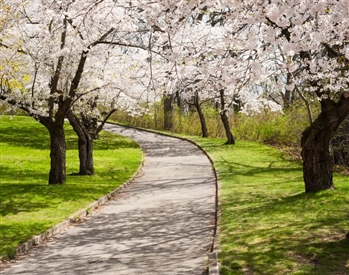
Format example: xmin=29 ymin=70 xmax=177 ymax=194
xmin=95 ymin=109 xmax=117 ymax=139
xmin=332 ymin=116 xmax=349 ymax=167
xmin=164 ymin=93 xmax=174 ymax=131
xmin=47 ymin=123 xmax=66 ymax=184
xmin=219 ymin=89 xmax=235 ymax=144
xmin=301 ymin=93 xmax=349 ymax=192
xmin=67 ymin=111 xmax=94 ymax=175
xmin=193 ymin=94 xmax=209 ymax=138
xmin=220 ymin=110 xmax=235 ymax=145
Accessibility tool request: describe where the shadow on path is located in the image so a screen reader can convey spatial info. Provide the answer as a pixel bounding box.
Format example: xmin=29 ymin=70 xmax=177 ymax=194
xmin=1 ymin=124 xmax=216 ymax=275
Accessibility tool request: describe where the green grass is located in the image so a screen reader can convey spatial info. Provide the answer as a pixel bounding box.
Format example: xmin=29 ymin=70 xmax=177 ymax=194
xmin=0 ymin=115 xmax=142 ymax=258
xmin=188 ymin=137 xmax=349 ymax=275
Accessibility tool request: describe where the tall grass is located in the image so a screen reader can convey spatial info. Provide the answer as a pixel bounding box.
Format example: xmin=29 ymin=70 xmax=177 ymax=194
xmin=112 ymin=101 xmax=320 ymax=148
xmin=113 ymin=105 xmax=229 ymax=138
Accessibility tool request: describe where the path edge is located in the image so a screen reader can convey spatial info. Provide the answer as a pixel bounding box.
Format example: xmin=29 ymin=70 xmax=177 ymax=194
xmin=1 ymin=142 xmax=145 ymax=263
xmin=106 ymin=122 xmax=221 ymax=275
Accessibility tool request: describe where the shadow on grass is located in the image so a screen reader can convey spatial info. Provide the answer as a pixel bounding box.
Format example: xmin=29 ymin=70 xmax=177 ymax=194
xmin=0 ymin=118 xmax=139 ymax=151
xmin=308 ymin=237 xmax=349 ymax=274
xmin=207 ymin=141 xmax=349 ymax=274
xmin=218 ymin=158 xmax=302 ymax=179
xmin=0 ymin=166 xmax=129 ymax=217
xmin=0 ymin=222 xmax=50 ymax=256
xmin=93 ymin=134 xmax=140 ymax=150
xmin=219 ymin=184 xmax=349 ymax=274
xmin=0 ymin=126 xmax=50 ymax=150
xmin=0 ymin=183 xmax=50 ymax=216
xmin=221 ymin=232 xmax=349 ymax=275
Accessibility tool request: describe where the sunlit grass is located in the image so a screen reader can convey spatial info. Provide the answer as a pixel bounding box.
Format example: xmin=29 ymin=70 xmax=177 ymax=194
xmin=0 ymin=115 xmax=142 ymax=258
xmin=189 ymin=137 xmax=349 ymax=275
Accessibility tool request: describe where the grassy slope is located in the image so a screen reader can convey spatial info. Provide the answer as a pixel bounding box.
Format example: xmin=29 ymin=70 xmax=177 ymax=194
xmin=0 ymin=115 xmax=142 ymax=258
xmin=189 ymin=137 xmax=349 ymax=275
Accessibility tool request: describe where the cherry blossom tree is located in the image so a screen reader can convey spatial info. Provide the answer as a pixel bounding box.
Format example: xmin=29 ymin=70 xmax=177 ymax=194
xmin=0 ymin=0 xmax=148 ymax=184
xmin=64 ymin=48 xmax=143 ymax=176
xmin=210 ymin=0 xmax=349 ymax=191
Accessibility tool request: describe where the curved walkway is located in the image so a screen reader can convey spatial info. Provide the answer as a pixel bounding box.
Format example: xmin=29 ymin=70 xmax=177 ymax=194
xmin=0 ymin=124 xmax=216 ymax=275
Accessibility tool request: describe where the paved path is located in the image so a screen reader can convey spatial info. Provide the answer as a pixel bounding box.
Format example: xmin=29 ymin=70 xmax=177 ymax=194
xmin=1 ymin=124 xmax=216 ymax=275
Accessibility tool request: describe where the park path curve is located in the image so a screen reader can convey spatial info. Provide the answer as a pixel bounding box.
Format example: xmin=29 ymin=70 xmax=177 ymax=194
xmin=1 ymin=124 xmax=216 ymax=275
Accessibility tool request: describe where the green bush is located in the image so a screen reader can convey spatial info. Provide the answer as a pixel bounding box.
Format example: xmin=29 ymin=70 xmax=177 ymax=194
xmin=234 ymin=102 xmax=320 ymax=146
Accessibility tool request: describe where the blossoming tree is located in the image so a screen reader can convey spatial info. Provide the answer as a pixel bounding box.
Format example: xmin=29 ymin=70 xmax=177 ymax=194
xmin=0 ymin=0 xmax=150 ymax=183
xmin=212 ymin=0 xmax=349 ymax=191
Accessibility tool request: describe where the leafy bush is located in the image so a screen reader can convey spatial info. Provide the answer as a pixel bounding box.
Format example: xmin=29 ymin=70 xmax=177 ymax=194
xmin=234 ymin=102 xmax=320 ymax=146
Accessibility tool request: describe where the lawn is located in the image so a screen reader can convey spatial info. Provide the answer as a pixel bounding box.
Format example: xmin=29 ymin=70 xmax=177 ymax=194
xmin=189 ymin=137 xmax=349 ymax=275
xmin=0 ymin=115 xmax=142 ymax=259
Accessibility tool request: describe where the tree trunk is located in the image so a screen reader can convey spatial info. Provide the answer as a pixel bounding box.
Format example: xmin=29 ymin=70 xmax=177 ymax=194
xmin=301 ymin=93 xmax=349 ymax=192
xmin=283 ymin=72 xmax=293 ymax=109
xmin=219 ymin=89 xmax=235 ymax=144
xmin=78 ymin=133 xmax=94 ymax=175
xmin=164 ymin=93 xmax=174 ymax=131
xmin=67 ymin=111 xmax=94 ymax=175
xmin=47 ymin=123 xmax=66 ymax=184
xmin=175 ymin=90 xmax=182 ymax=108
xmin=193 ymin=94 xmax=209 ymax=138
xmin=220 ymin=110 xmax=235 ymax=145
xmin=332 ymin=116 xmax=349 ymax=167
xmin=301 ymin=124 xmax=334 ymax=192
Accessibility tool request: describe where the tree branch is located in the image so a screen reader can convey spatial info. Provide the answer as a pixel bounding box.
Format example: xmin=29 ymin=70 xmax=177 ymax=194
xmin=97 ymin=40 xmax=168 ymax=59
xmin=96 ymin=108 xmax=117 ymax=135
